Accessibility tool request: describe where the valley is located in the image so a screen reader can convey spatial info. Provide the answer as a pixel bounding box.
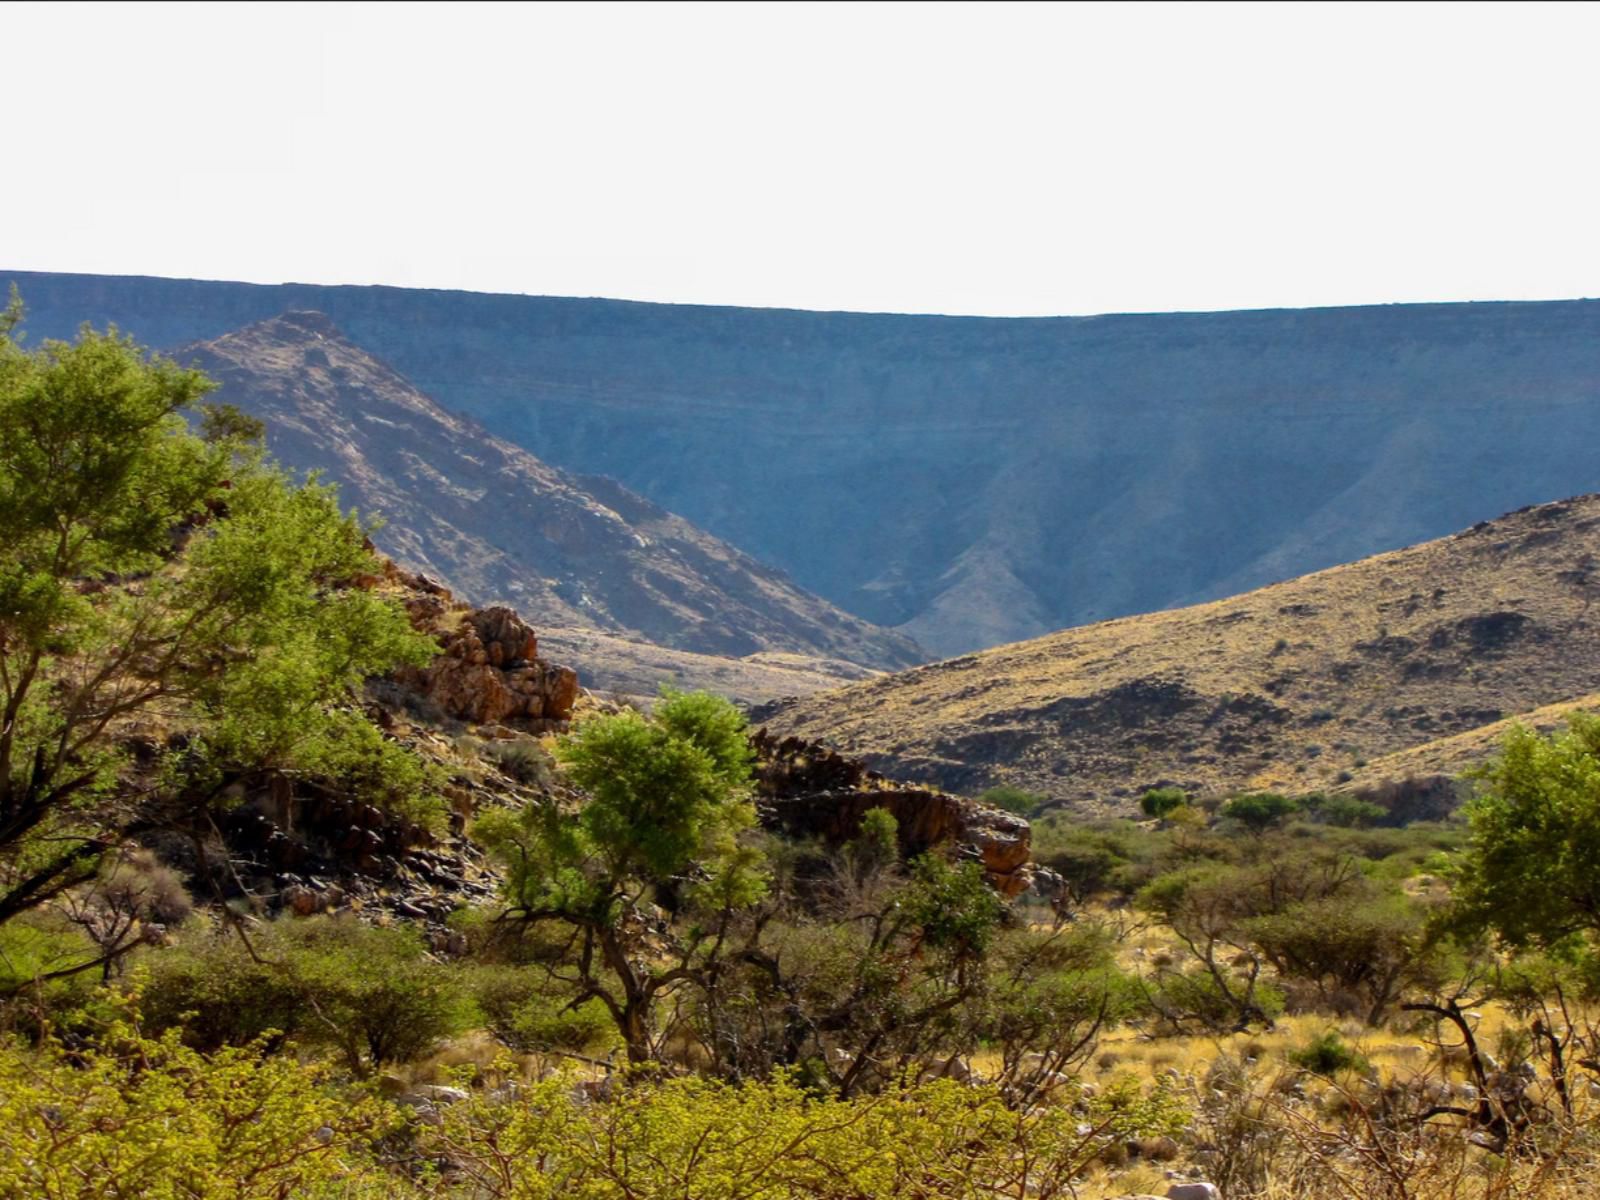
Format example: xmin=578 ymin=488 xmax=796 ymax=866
xmin=14 ymin=270 xmax=1600 ymax=656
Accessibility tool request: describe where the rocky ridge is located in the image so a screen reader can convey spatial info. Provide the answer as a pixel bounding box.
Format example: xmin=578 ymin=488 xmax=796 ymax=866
xmin=171 ymin=310 xmax=921 ymax=687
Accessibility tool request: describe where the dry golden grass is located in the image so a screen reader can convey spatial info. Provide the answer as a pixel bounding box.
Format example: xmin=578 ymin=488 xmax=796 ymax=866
xmin=1339 ymin=690 xmax=1600 ymax=793
xmin=1073 ymin=1008 xmax=1600 ymax=1199
xmin=766 ymin=494 xmax=1600 ymax=814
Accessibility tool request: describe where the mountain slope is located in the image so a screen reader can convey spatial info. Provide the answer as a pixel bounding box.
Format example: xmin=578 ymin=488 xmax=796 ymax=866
xmin=178 ymin=312 xmax=921 ymax=687
xmin=15 ymin=271 xmax=1600 ymax=655
xmin=1335 ymin=692 xmax=1600 ymax=795
xmin=757 ymin=495 xmax=1600 ymax=812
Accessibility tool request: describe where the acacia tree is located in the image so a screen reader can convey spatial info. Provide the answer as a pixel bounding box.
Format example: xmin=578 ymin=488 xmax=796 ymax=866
xmin=475 ymin=690 xmax=767 ymax=1065
xmin=0 ymin=304 xmax=432 ymax=959
xmin=1451 ymin=715 xmax=1600 ymax=952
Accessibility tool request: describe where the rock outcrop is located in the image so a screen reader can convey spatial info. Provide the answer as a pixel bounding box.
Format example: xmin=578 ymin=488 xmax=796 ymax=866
xmin=751 ymin=730 xmax=1039 ymax=897
xmin=392 ymin=570 xmax=579 ymax=729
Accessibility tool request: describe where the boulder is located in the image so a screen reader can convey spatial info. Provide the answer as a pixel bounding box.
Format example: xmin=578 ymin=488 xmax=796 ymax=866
xmin=393 ymin=581 xmax=580 ymax=726
xmin=408 ymin=1084 xmax=469 ymax=1105
xmin=1167 ymin=1184 xmax=1221 ymax=1200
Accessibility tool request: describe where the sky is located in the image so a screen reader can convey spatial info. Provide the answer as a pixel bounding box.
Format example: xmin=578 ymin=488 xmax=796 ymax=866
xmin=6 ymin=0 xmax=1599 ymax=317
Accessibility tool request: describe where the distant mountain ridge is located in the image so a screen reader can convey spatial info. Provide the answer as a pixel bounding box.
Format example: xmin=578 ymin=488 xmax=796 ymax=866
xmin=13 ymin=270 xmax=1600 ymax=654
xmin=758 ymin=494 xmax=1600 ymax=813
xmin=176 ymin=311 xmax=920 ymax=690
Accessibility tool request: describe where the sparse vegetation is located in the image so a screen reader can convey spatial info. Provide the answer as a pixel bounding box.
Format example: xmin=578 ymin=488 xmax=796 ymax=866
xmin=979 ymin=783 xmax=1046 ymax=816
xmin=11 ymin=305 xmax=1600 ymax=1197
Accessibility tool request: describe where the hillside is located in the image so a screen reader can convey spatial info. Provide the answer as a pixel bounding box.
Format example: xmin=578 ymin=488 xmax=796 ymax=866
xmin=1335 ymin=691 xmax=1600 ymax=794
xmin=15 ymin=272 xmax=1600 ymax=656
xmin=537 ymin=627 xmax=881 ymax=706
xmin=178 ymin=311 xmax=919 ymax=689
xmin=758 ymin=494 xmax=1600 ymax=812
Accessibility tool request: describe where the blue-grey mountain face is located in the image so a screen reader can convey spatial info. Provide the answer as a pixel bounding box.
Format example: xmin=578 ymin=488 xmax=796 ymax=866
xmin=11 ymin=270 xmax=1600 ymax=655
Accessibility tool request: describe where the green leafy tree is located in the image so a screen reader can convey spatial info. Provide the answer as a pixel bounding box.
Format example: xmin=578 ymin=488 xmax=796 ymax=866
xmin=475 ymin=689 xmax=766 ymax=1064
xmin=0 ymin=309 xmax=433 ymax=965
xmin=1314 ymin=794 xmax=1388 ymax=829
xmin=1451 ymin=715 xmax=1600 ymax=952
xmin=1244 ymin=888 xmax=1447 ymax=1023
xmin=1221 ymin=792 xmax=1299 ymax=835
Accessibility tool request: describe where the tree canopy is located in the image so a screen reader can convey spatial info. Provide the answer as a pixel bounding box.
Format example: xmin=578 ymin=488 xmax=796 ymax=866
xmin=0 ymin=303 xmax=433 ymax=946
xmin=1451 ymin=714 xmax=1600 ymax=952
xmin=475 ymin=688 xmax=766 ymax=1062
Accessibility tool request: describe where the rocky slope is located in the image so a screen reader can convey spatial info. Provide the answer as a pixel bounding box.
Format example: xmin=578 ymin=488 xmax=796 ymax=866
xmin=15 ymin=271 xmax=1600 ymax=656
xmin=758 ymin=495 xmax=1600 ymax=813
xmin=175 ymin=311 xmax=920 ymax=688
xmin=172 ymin=568 xmax=589 ymax=936
xmin=186 ymin=575 xmax=1037 ymax=933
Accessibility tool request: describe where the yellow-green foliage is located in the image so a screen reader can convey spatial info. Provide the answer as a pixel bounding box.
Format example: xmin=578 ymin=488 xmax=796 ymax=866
xmin=0 ymin=1021 xmax=402 ymax=1199
xmin=426 ymin=1070 xmax=1186 ymax=1199
xmin=0 ymin=1023 xmax=1188 ymax=1199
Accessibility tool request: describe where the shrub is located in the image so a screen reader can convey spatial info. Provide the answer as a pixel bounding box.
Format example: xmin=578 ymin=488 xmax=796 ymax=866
xmin=0 ymin=1015 xmax=402 ymax=1198
xmin=1222 ymin=792 xmax=1299 ymax=834
xmin=1032 ymin=818 xmax=1169 ymax=900
xmin=272 ymin=918 xmax=475 ymax=1072
xmin=139 ymin=917 xmax=474 ymax=1070
xmin=138 ymin=930 xmax=309 ymax=1053
xmin=1289 ymin=1029 xmax=1369 ymax=1076
xmin=1141 ymin=786 xmax=1190 ymax=819
xmin=479 ymin=736 xmax=557 ymax=787
xmin=426 ymin=1072 xmax=1188 ymax=1197
xmin=470 ymin=965 xmax=620 ymax=1055
xmin=1149 ymin=969 xmax=1285 ymax=1033
xmin=1315 ymin=794 xmax=1387 ymax=829
xmin=0 ymin=918 xmax=111 ymax=1036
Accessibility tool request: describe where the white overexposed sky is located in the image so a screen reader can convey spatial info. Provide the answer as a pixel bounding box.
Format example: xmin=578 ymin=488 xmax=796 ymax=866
xmin=6 ymin=0 xmax=1599 ymax=316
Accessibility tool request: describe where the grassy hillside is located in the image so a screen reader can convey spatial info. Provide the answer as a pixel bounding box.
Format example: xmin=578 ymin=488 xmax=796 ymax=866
xmin=762 ymin=494 xmax=1600 ymax=812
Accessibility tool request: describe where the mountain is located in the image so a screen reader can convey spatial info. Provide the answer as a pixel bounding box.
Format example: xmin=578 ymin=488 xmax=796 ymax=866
xmin=13 ymin=271 xmax=1600 ymax=656
xmin=755 ymin=494 xmax=1600 ymax=813
xmin=175 ymin=311 xmax=920 ymax=694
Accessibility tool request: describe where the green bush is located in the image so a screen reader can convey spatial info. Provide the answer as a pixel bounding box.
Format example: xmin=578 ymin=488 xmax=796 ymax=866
xmin=1289 ymin=1030 xmax=1368 ymax=1076
xmin=1313 ymin=795 xmax=1387 ymax=829
xmin=1221 ymin=792 xmax=1299 ymax=834
xmin=138 ymin=930 xmax=308 ymax=1053
xmin=1140 ymin=786 xmax=1189 ymax=820
xmin=1033 ymin=818 xmax=1172 ymax=899
xmin=470 ymin=965 xmax=620 ymax=1055
xmin=275 ymin=918 xmax=475 ymax=1072
xmin=0 ymin=918 xmax=113 ymax=1036
xmin=1149 ymin=969 xmax=1284 ymax=1032
xmin=139 ymin=917 xmax=474 ymax=1071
